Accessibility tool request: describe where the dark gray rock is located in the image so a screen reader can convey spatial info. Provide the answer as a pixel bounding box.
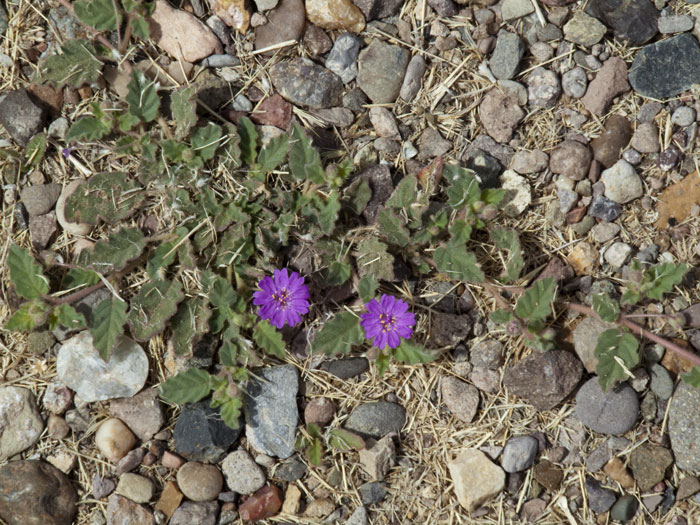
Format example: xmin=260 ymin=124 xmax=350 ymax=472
xmin=245 ymin=365 xmax=299 ymax=458
xmin=501 ymin=436 xmax=539 ymax=473
xmin=269 ymin=58 xmax=343 ymax=109
xmin=174 ymin=400 xmax=241 ymax=463
xmin=429 ymin=313 xmax=472 ymax=347
xmin=489 ymin=31 xmax=525 ymax=80
xmin=275 ymin=456 xmax=307 ymax=481
xmin=649 ymin=364 xmax=674 ymax=400
xmin=345 ymin=401 xmax=405 ymax=439
xmin=427 ymin=0 xmax=458 ymax=16
xmin=325 ymin=33 xmax=361 ymax=84
xmin=629 ymin=34 xmax=700 ymax=100
xmin=29 ymin=212 xmax=57 ymax=250
xmin=584 ymin=476 xmax=616 ymax=513
xmin=610 ymin=494 xmax=638 ymax=522
xmin=352 ymin=0 xmax=402 ymax=20
xmin=399 ymin=55 xmax=427 ymax=102
xmin=503 ymin=350 xmax=583 ymax=410
xmin=20 ymin=183 xmax=61 ymax=217
xmin=170 ymin=501 xmax=219 ymax=525
xmin=358 ymin=481 xmax=386 ymax=505
xmin=0 ymin=89 xmax=47 ymax=146
xmin=586 ymin=0 xmax=658 ymax=46
xmin=465 ymin=149 xmax=503 ymax=189
xmin=669 ymin=381 xmax=700 ymax=471
xmin=319 ymin=357 xmax=369 ymax=379
xmin=588 ymin=195 xmax=621 ymax=222
xmin=357 ymin=40 xmax=410 ymax=103
xmin=575 ymin=378 xmax=639 ymax=435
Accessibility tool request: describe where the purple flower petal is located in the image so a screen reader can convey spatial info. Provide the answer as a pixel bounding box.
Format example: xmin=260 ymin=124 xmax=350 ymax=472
xmin=254 ymin=268 xmax=310 ymax=329
xmin=361 ymin=294 xmax=416 ymax=350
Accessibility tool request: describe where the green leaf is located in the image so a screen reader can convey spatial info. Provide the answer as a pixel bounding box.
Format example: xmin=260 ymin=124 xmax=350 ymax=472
xmin=329 ymin=428 xmax=365 ymax=451
xmin=66 ymin=115 xmax=112 ymax=141
xmin=386 ymin=175 xmax=417 ymax=209
xmin=490 ymin=309 xmax=514 ymax=325
xmin=434 ymin=245 xmax=484 ymax=283
xmin=64 ymin=172 xmax=143 ymax=224
xmin=38 ymin=39 xmax=103 ymax=87
xmin=7 ymin=244 xmax=49 ymax=299
xmin=74 ymin=0 xmax=121 ymax=30
xmin=125 ymin=69 xmax=160 ymax=122
xmin=191 ymin=123 xmax=223 ymax=161
xmin=592 ymin=293 xmax=621 ymax=323
xmin=354 ymin=238 xmax=395 ymax=282
xmin=289 ymin=123 xmax=324 ymax=184
xmin=681 ymin=366 xmax=700 ymax=388
xmin=594 ymin=329 xmax=640 ymax=391
xmin=4 ymin=299 xmax=50 ymax=331
xmin=620 ymin=289 xmax=641 ymax=306
xmin=321 ymin=261 xmax=351 ymax=286
xmin=147 ymin=240 xmax=179 ymax=280
xmin=515 ymin=278 xmax=557 ymax=322
xmin=159 ymin=367 xmax=213 ymax=404
xmin=641 ymin=262 xmax=688 ymax=300
xmin=358 ymin=275 xmax=379 ymax=303
xmin=392 ymin=341 xmax=436 ymax=365
xmin=130 ymin=17 xmax=151 ymax=40
xmin=345 ymin=177 xmax=372 ymax=215
xmin=127 ymin=279 xmax=185 ymax=341
xmin=171 ymin=86 xmax=197 ymax=140
xmin=48 ymin=304 xmax=87 ymax=331
xmin=376 ymin=351 xmax=390 ymax=376
xmin=25 ymin=133 xmax=47 ymax=168
xmin=171 ymin=298 xmax=211 ymax=355
xmin=310 ymin=312 xmax=364 ymax=356
xmin=307 ymin=437 xmax=322 ymax=466
xmin=444 ymin=165 xmax=481 ymax=208
xmin=212 ymin=393 xmax=243 ymax=429
xmin=490 ymin=228 xmax=524 ymax=283
xmin=377 ymin=209 xmax=410 ymax=247
xmin=90 ymin=297 xmax=128 ymax=360
xmin=77 ymin=227 xmax=146 ymax=273
xmin=450 ymin=220 xmax=472 ymax=245
xmin=256 ymin=133 xmax=289 ymax=173
xmin=206 ymin=274 xmax=242 ymax=333
xmin=237 ymin=117 xmax=258 ymax=166
xmin=253 ymin=320 xmax=286 ymax=358
xmin=482 ymin=188 xmax=506 ymax=206
xmin=317 ymin=192 xmax=341 ymax=235
xmin=63 ymin=268 xmax=101 ymax=289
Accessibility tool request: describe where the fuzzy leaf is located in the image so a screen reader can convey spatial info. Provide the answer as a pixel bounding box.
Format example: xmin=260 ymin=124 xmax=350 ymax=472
xmin=515 ymin=278 xmax=556 ymax=322
xmin=127 ymin=278 xmax=184 ymax=341
xmin=450 ymin=220 xmax=472 ymax=245
xmin=307 ymin=437 xmax=322 ymax=466
xmin=211 ymin=392 xmax=243 ymax=429
xmin=289 ymin=123 xmax=324 ymax=184
xmin=253 ymin=320 xmax=286 ymax=358
xmin=256 ymin=133 xmax=289 ymax=173
xmin=90 ymin=298 xmax=128 ymax=360
xmin=206 ymin=274 xmax=242 ymax=333
xmin=386 ymin=175 xmax=418 ymax=209
xmin=63 ymin=268 xmax=101 ymax=289
xmin=444 ymin=165 xmax=481 ymax=208
xmin=392 ymin=341 xmax=436 ymax=365
xmin=66 ymin=115 xmax=112 ymax=141
xmin=126 ymin=69 xmax=160 ymax=122
xmin=321 ymin=260 xmax=351 ymax=286
xmin=358 ymin=275 xmax=379 ymax=303
xmin=490 ymin=309 xmax=514 ymax=324
xmin=354 ymin=238 xmax=395 ymax=282
xmin=317 ymin=192 xmax=341 ymax=235
xmin=329 ymin=428 xmax=365 ymax=451
xmin=25 ymin=133 xmax=47 ymax=168
xmin=310 ymin=312 xmax=363 ymax=356
xmin=77 ymin=227 xmax=146 ymax=273
xmin=74 ymin=0 xmax=121 ymax=30
xmin=237 ymin=117 xmax=258 ymax=166
xmin=641 ymin=262 xmax=688 ymax=300
xmin=345 ymin=177 xmax=372 ymax=215
xmin=592 ymin=293 xmax=620 ymax=323
xmin=7 ymin=244 xmax=49 ymax=299
xmin=191 ymin=123 xmax=223 ymax=161
xmin=490 ymin=227 xmax=524 ymax=282
xmin=39 ymin=39 xmax=103 ymax=87
xmin=171 ymin=298 xmax=211 ymax=355
xmin=434 ymin=245 xmax=484 ymax=283
xmin=147 ymin=240 xmax=178 ymax=280
xmin=4 ymin=299 xmax=50 ymax=331
xmin=594 ymin=329 xmax=640 ymax=391
xmin=375 ymin=352 xmax=390 ymax=376
xmin=65 ymin=172 xmax=143 ymax=225
xmin=681 ymin=367 xmax=700 ymax=388
xmin=48 ymin=304 xmax=87 ymax=331
xmin=170 ymin=86 xmax=197 ymax=139
xmin=159 ymin=367 xmax=213 ymax=404
xmin=378 ymin=208 xmax=410 ymax=247
xmin=620 ymin=289 xmax=641 ymax=306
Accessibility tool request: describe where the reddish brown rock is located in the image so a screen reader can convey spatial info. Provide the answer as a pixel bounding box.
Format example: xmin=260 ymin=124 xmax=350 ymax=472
xmin=251 ymin=94 xmax=293 ymax=129
xmin=581 ymin=57 xmax=630 ymax=116
xmin=549 ymin=140 xmax=592 ymax=181
xmin=239 ymin=484 xmax=283 ymax=521
xmin=479 ymin=88 xmax=525 ymax=144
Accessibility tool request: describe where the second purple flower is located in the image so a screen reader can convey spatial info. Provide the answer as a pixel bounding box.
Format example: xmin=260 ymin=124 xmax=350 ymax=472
xmin=361 ymin=294 xmax=416 ymax=350
xmin=253 ymin=268 xmax=310 ymax=329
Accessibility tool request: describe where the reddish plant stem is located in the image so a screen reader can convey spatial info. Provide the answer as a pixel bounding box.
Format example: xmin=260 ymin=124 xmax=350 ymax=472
xmin=43 ymin=281 xmax=106 ymax=306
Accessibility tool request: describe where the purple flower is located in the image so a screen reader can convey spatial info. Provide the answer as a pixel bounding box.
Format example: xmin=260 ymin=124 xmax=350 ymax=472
xmin=361 ymin=294 xmax=416 ymax=350
xmin=253 ymin=268 xmax=310 ymax=329
xmin=62 ymin=147 xmax=72 ymax=158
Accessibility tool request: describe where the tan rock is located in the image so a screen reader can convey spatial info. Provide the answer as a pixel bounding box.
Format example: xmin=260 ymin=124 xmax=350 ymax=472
xmin=567 ymin=242 xmax=599 ymax=275
xmin=208 ymin=0 xmax=251 ymax=33
xmin=448 ymin=449 xmax=505 ymax=512
xmin=95 ymin=418 xmax=136 ymax=463
xmin=306 ymin=0 xmax=365 ymax=33
xmin=281 ymin=484 xmax=302 ymax=515
xmin=148 ymin=0 xmax=224 ymax=62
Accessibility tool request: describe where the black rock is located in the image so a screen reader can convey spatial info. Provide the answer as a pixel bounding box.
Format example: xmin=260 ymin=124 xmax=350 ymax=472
xmin=465 ymin=149 xmax=503 ymax=189
xmin=275 ymin=456 xmax=307 ymax=481
xmin=585 ymin=476 xmax=616 ymax=513
xmin=344 ymin=401 xmax=406 ymax=439
xmin=358 ymin=481 xmax=387 ymax=505
xmin=588 ymin=195 xmax=621 ymax=222
xmin=174 ymin=400 xmax=241 ymax=463
xmin=319 ymin=357 xmax=369 ymax=379
xmin=352 ymin=0 xmax=403 ymax=20
xmin=0 ymin=89 xmax=47 ymax=146
xmin=629 ymin=34 xmax=700 ymax=100
xmin=610 ymin=494 xmax=638 ymax=522
xmin=586 ymin=0 xmax=658 ymax=46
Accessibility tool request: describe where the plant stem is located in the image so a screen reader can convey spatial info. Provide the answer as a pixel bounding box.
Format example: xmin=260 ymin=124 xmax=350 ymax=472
xmin=44 ymin=281 xmax=106 ymax=306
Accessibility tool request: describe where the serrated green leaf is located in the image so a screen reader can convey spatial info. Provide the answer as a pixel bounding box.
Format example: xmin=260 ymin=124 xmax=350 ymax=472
xmin=66 ymin=115 xmax=112 ymax=141
xmin=191 ymin=123 xmax=223 ymax=161
xmin=317 ymin=192 xmax=341 ymax=235
xmin=127 ymin=279 xmax=184 ymax=341
xmin=592 ymin=293 xmax=620 ymax=323
xmin=158 ymin=367 xmax=213 ymax=404
xmin=74 ymin=0 xmax=121 ymax=30
xmin=490 ymin=227 xmax=524 ymax=283
xmin=38 ymin=39 xmax=103 ymax=87
xmin=641 ymin=263 xmax=688 ymax=300
xmin=48 ymin=304 xmax=87 ymax=331
xmin=147 ymin=241 xmax=178 ymax=280
xmin=322 ymin=261 xmax=351 ymax=286
xmin=392 ymin=341 xmax=436 ymax=365
xmin=444 ymin=165 xmax=481 ymax=208
xmin=434 ymin=245 xmax=484 ymax=283
xmin=206 ymin=274 xmax=242 ymax=333
xmin=386 ymin=175 xmax=417 ymax=209
xmin=310 ymin=312 xmax=363 ymax=356
xmin=307 ymin=422 xmax=323 ymax=440
xmin=77 ymin=227 xmax=146 ymax=273
xmin=130 ymin=16 xmax=151 ymax=40
xmin=329 ymin=428 xmax=365 ymax=451
xmin=594 ymin=329 xmax=640 ymax=391
xmin=620 ymin=289 xmax=641 ymax=306
xmin=170 ymin=86 xmax=197 ymax=139
xmin=378 ymin=208 xmax=410 ymax=247
xmin=65 ymin=172 xmax=144 ymax=224
xmin=482 ymin=188 xmax=505 ymax=206
xmin=171 ymin=298 xmax=211 ymax=355
xmin=237 ymin=117 xmax=258 ymax=166
xmin=253 ymin=320 xmax=286 ymax=358
xmin=256 ymin=133 xmax=289 ymax=173
xmin=681 ymin=367 xmax=700 ymax=388
xmin=25 ymin=133 xmax=47 ymax=168
xmin=212 ymin=393 xmax=243 ymax=429
xmin=117 ymin=111 xmax=140 ymax=132
xmin=63 ymin=268 xmax=101 ymax=289
xmin=125 ymin=69 xmax=159 ymax=122
xmin=90 ymin=297 xmax=128 ymax=360
xmin=358 ymin=275 xmax=379 ymax=303
xmin=4 ymin=299 xmax=50 ymax=331
xmin=7 ymin=244 xmax=49 ymax=299
xmin=289 ymin=123 xmax=324 ymax=184
xmin=354 ymin=238 xmax=395 ymax=282
xmin=450 ymin=220 xmax=472 ymax=245
xmin=515 ymin=278 xmax=556 ymax=322
xmin=490 ymin=309 xmax=514 ymax=324
xmin=345 ymin=177 xmax=372 ymax=215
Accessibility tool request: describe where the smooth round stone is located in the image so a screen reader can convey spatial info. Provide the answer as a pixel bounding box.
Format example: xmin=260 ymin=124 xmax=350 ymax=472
xmin=501 ymin=436 xmax=539 ymax=473
xmin=115 ymin=473 xmax=154 ymax=504
xmin=575 ymin=378 xmax=639 ymax=435
xmin=221 ymin=450 xmax=266 ymax=495
xmin=95 ymin=418 xmax=136 ymax=463
xmin=610 ymin=494 xmax=638 ymax=522
xmin=176 ymin=462 xmax=223 ymax=502
xmin=671 ymin=106 xmax=696 ymax=127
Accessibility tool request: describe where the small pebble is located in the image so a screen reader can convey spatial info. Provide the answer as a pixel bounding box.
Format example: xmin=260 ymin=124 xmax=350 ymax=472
xmin=95 ymin=418 xmax=136 ymax=463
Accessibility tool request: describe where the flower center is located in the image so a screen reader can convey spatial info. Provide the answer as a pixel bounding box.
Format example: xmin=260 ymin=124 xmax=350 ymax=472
xmin=272 ymin=289 xmax=291 ymax=309
xmin=379 ymin=313 xmax=396 ymax=332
